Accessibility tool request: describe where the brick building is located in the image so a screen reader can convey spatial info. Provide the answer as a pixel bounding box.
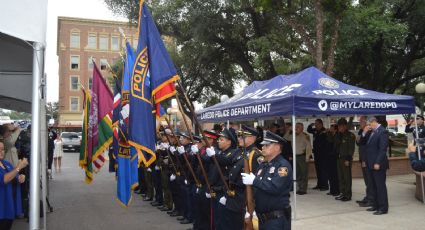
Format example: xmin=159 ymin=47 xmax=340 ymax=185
xmin=56 ymin=17 xmax=138 ymax=131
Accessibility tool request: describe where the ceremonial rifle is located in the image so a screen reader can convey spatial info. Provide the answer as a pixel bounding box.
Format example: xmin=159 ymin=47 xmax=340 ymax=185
xmin=159 ymin=126 xmax=181 ymax=177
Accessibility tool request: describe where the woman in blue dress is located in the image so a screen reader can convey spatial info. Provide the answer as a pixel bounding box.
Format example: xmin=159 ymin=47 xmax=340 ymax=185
xmin=0 ymin=141 xmax=28 ymax=230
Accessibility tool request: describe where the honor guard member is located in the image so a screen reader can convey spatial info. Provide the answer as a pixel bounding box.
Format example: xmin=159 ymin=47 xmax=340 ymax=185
xmin=157 ymin=130 xmax=173 ymax=212
xmin=241 ymin=131 xmax=292 ymax=230
xmin=189 ymin=135 xmax=210 ymax=230
xmin=176 ymin=131 xmax=195 ymax=224
xmin=405 ymin=115 xmax=425 ymax=139
xmin=335 ymin=118 xmax=355 ymax=202
xmin=238 ymin=125 xmax=263 ymax=174
xmin=151 ymin=133 xmax=164 ymax=207
xmin=210 ymin=128 xmax=243 ymax=230
xmin=205 ymin=128 xmax=238 ymax=229
xmin=167 ymin=132 xmax=185 ymax=218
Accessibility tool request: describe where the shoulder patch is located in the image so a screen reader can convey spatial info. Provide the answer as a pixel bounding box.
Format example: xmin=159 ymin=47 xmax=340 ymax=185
xmin=257 ymin=156 xmax=265 ymax=164
xmin=278 ymin=167 xmax=288 ymax=177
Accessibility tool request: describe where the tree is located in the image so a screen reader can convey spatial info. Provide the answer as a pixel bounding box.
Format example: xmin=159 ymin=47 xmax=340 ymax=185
xmin=46 ymin=102 xmax=59 ymax=121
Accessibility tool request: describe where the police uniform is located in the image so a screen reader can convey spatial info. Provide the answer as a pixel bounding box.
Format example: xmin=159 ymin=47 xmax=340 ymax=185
xmin=151 ymin=141 xmax=164 ymax=207
xmin=307 ymin=123 xmax=329 ymax=190
xmin=214 ymin=128 xmax=244 ymax=230
xmin=405 ymin=115 xmax=425 ymax=138
xmin=157 ymin=134 xmax=173 ymax=211
xmin=252 ymin=131 xmax=292 ymax=230
xmin=335 ymin=119 xmax=355 ymax=201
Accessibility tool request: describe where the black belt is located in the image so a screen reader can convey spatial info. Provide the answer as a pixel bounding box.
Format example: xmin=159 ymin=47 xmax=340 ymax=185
xmin=258 ymin=207 xmax=291 ymax=224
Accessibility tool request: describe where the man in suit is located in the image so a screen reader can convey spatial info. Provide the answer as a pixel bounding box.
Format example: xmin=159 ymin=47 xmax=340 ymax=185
xmin=364 ymin=117 xmax=389 ymax=215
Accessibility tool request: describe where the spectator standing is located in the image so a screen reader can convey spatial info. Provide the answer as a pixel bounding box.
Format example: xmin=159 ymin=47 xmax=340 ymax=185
xmin=357 ymin=116 xmax=373 ymax=207
xmin=364 ymin=117 xmax=389 ymax=215
xmin=307 ymin=119 xmax=329 ymax=191
xmin=2 ymin=124 xmax=21 ymax=167
xmin=53 ymin=135 xmax=64 ymax=173
xmin=0 ymin=141 xmax=28 ymax=230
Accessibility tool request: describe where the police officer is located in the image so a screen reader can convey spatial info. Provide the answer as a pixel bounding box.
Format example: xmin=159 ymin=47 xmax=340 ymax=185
xmin=151 ymin=134 xmax=164 ymax=207
xmin=167 ymin=132 xmax=185 ymax=218
xmin=207 ymin=128 xmax=243 ymax=230
xmin=156 ymin=131 xmax=173 ymax=212
xmin=241 ymin=131 xmax=292 ymax=230
xmin=205 ymin=128 xmax=238 ymax=230
xmin=407 ymin=143 xmax=425 ymax=172
xmin=238 ymin=125 xmax=263 ymax=173
xmin=335 ymin=118 xmax=355 ymax=202
xmin=405 ymin=115 xmax=425 ymax=138
xmin=307 ymin=119 xmax=329 ymax=190
xmin=176 ymin=132 xmax=196 ymax=225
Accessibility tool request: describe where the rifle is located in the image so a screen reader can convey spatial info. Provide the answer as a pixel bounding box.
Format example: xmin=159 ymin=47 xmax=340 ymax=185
xmin=175 ymin=94 xmax=214 ymax=197
xmin=164 ymin=116 xmax=202 ymax=188
xmin=176 ymin=81 xmax=232 ymax=197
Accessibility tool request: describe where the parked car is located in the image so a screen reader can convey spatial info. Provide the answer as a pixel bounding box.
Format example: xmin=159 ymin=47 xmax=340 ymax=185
xmin=61 ymin=132 xmax=80 ymax=152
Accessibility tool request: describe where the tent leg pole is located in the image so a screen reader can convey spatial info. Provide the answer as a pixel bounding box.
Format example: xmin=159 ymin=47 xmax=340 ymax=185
xmin=292 ymin=115 xmax=297 ymax=220
xmin=40 ymin=74 xmax=48 ymax=229
xmin=414 ymin=114 xmax=425 ymax=204
xmin=30 ymin=42 xmax=44 ymax=230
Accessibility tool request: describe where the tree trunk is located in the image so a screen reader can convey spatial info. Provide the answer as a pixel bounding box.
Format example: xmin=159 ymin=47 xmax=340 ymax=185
xmin=325 ymin=16 xmax=342 ymax=76
xmin=315 ymin=0 xmax=324 ymax=71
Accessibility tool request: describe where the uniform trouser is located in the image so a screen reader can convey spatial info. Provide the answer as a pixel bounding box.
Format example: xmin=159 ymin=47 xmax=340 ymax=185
xmin=211 ymin=192 xmax=224 ymax=229
xmin=327 ymin=156 xmax=339 ymax=195
xmin=337 ymin=159 xmax=352 ymax=198
xmin=217 ymin=207 xmax=243 ymax=230
xmin=144 ymin=168 xmax=154 ymax=199
xmin=313 ymin=154 xmax=321 ymax=187
xmin=152 ymin=168 xmax=163 ymax=204
xmin=170 ymin=177 xmax=183 ymax=214
xmin=137 ymin=167 xmax=146 ymax=194
xmin=316 ymin=155 xmax=329 ymax=189
xmin=193 ymin=187 xmax=211 ymax=230
xmin=366 ymin=168 xmax=388 ymax=211
xmin=259 ymin=216 xmax=290 ymax=230
xmin=181 ymin=182 xmax=193 ymax=221
xmin=48 ymin=151 xmax=54 ymax=170
xmin=361 ymin=165 xmax=373 ymax=202
xmin=0 ymin=219 xmax=13 ymax=230
xmin=296 ymin=155 xmax=308 ymax=193
xmin=161 ymin=168 xmax=173 ymax=209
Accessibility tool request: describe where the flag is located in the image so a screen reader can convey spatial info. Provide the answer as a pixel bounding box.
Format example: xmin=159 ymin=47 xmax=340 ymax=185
xmin=116 ymin=42 xmax=139 ymax=207
xmin=129 ymin=0 xmax=179 ymax=167
xmin=88 ymin=63 xmax=114 ymax=173
xmin=79 ymin=87 xmax=93 ymax=183
xmin=111 ymin=79 xmax=121 ymax=172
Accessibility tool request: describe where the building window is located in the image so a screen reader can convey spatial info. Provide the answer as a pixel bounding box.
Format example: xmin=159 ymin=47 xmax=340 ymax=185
xmin=70 ymin=55 xmax=79 ymax=70
xmin=70 ymin=76 xmax=79 ymax=91
xmin=70 ymin=97 xmax=79 ymax=112
xmin=88 ymin=78 xmax=93 ymax=89
xmin=100 ymin=59 xmax=108 ymax=70
xmin=111 ymin=36 xmax=119 ymax=51
xmin=132 ymin=37 xmax=138 ymax=49
xmin=88 ymin=57 xmax=96 ymax=70
xmin=99 ymin=35 xmax=109 ymax=50
xmin=88 ymin=33 xmax=97 ymax=49
xmin=70 ymin=32 xmax=80 ymax=49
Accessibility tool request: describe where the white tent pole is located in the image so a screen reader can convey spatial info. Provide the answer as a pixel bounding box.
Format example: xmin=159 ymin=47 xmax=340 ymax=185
xmin=29 ymin=42 xmax=44 ymax=230
xmin=40 ymin=74 xmax=48 ymax=229
xmin=227 ymin=120 xmax=229 ymax=129
xmin=413 ymin=114 xmax=425 ymax=204
xmin=292 ymin=115 xmax=297 ymax=220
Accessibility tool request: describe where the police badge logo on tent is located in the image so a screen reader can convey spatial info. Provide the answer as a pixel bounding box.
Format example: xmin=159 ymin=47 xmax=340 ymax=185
xmin=319 ymin=77 xmax=339 ymax=89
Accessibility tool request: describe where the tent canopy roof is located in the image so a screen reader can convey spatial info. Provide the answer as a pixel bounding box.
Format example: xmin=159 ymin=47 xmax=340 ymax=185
xmin=197 ymin=67 xmax=415 ymax=122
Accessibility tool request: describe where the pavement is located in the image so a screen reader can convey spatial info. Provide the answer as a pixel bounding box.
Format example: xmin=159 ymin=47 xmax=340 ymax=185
xmin=12 ymin=151 xmax=425 ymax=230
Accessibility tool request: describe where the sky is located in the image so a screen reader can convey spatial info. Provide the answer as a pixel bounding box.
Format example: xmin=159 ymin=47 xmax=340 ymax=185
xmin=45 ymin=0 xmax=125 ymax=102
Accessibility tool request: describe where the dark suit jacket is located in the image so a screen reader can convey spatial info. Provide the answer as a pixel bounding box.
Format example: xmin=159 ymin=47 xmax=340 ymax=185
xmin=358 ymin=129 xmax=372 ymax=163
xmin=365 ymin=125 xmax=389 ymax=170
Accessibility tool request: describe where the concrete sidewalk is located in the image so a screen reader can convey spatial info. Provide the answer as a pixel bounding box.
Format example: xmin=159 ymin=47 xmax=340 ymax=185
xmin=12 ymin=152 xmax=425 ymax=230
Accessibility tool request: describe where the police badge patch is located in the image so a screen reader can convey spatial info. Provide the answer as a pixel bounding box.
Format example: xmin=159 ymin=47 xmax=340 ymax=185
xmin=278 ymin=167 xmax=288 ymax=177
xmin=257 ymin=156 xmax=265 ymax=164
xmin=269 ymin=167 xmax=275 ymax=174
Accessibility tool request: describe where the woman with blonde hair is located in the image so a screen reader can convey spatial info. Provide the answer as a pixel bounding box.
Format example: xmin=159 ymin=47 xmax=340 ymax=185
xmin=53 ymin=134 xmax=64 ymax=173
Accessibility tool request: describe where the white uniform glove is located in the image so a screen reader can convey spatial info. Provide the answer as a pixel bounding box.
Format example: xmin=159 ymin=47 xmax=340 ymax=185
xmin=219 ymin=196 xmax=227 ymax=205
xmin=241 ymin=172 xmax=255 ymax=185
xmin=205 ymin=193 xmax=212 ymax=199
xmin=155 ymin=165 xmax=160 ymax=170
xmin=206 ymin=147 xmax=216 ymax=157
xmin=147 ymin=168 xmax=152 ymax=172
xmin=161 ymin=142 xmax=169 ymax=150
xmin=156 ymin=144 xmax=161 ymax=151
xmin=169 ymin=146 xmax=176 ymax=154
xmin=191 ymin=145 xmax=199 ymax=154
xmin=177 ymin=146 xmax=185 ymax=155
xmin=170 ymin=174 xmax=176 ymax=181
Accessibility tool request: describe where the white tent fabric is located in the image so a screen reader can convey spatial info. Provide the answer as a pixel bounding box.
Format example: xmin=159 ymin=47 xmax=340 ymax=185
xmin=0 ymin=0 xmax=48 ymax=112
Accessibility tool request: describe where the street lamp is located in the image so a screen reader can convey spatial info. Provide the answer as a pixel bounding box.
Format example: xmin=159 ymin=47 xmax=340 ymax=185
xmin=415 ymin=83 xmax=425 ymax=115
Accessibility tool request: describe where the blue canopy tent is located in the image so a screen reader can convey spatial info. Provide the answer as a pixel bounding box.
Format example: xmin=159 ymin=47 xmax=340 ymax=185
xmin=197 ymin=66 xmax=417 ymax=219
